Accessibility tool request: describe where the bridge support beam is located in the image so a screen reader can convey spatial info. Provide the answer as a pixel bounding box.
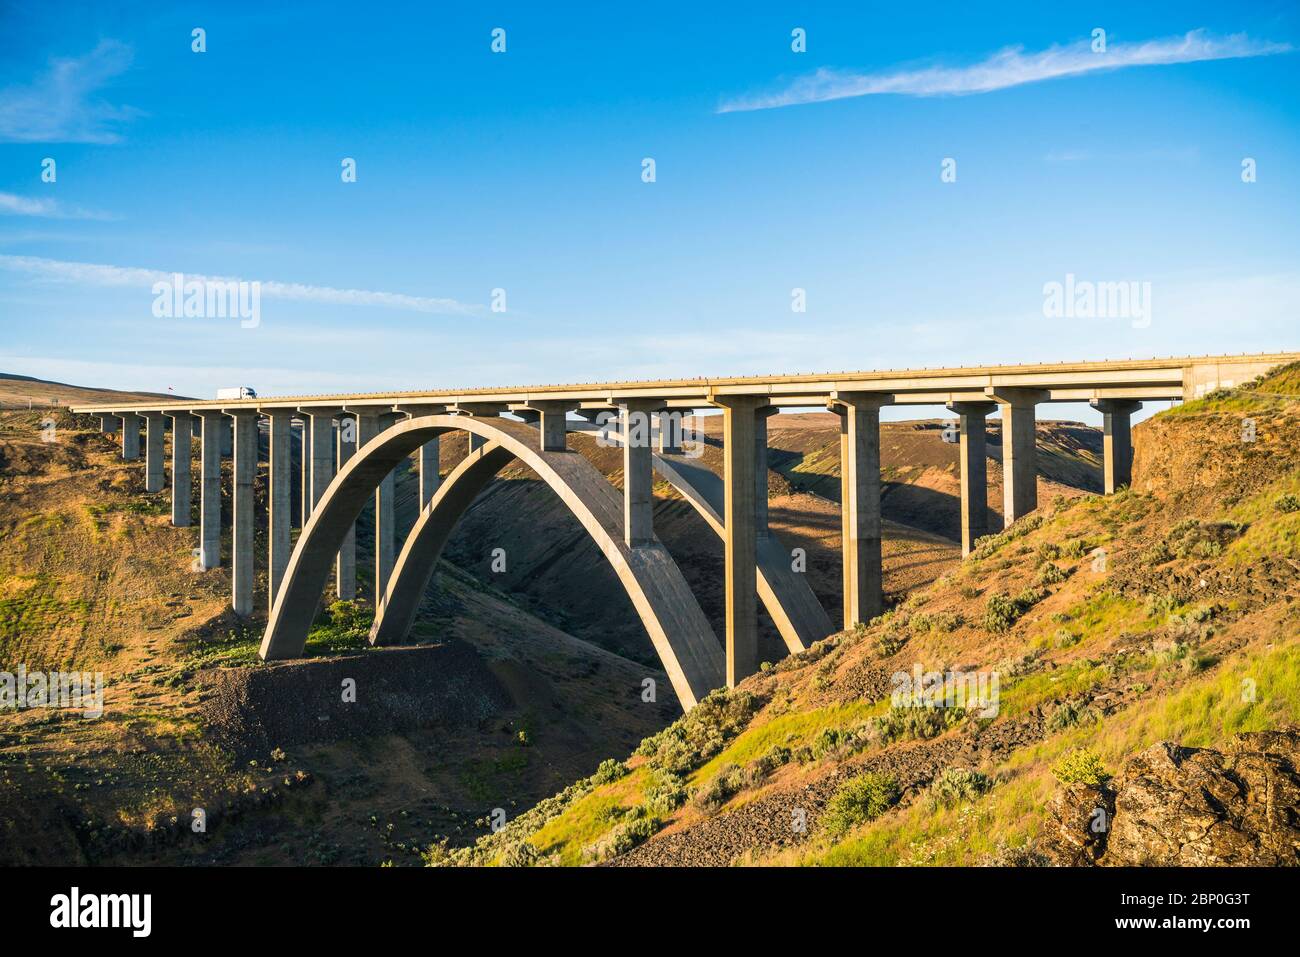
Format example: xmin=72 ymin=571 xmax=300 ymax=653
xmin=267 ymin=410 xmax=294 ymax=608
xmin=712 ymin=395 xmax=767 ymax=686
xmin=755 ymin=407 xmax=779 ymax=541
xmin=297 ymin=414 xmax=311 ymax=527
xmin=197 ymin=412 xmax=224 ymax=569
xmin=1092 ymin=399 xmax=1141 ymax=494
xmin=989 ymin=388 xmax=1047 ymax=527
xmin=419 ymin=438 xmax=441 ymax=507
xmin=98 ymin=414 xmax=119 ymax=434
xmin=620 ymin=400 xmax=660 ymax=548
xmin=531 ymin=401 xmax=572 ymax=453
xmin=831 ymin=393 xmax=888 ymax=628
xmin=165 ymin=411 xmax=194 ymax=527
xmin=353 ymin=408 xmax=397 ymax=599
xmin=227 ymin=410 xmax=258 ymax=617
xmin=219 ymin=419 xmax=233 ymax=458
xmin=658 ymin=410 xmax=683 ymax=453
xmin=143 ymin=412 xmax=166 ymax=493
xmin=120 ymin=412 xmax=141 ymax=461
xmin=948 ymin=401 xmax=996 ymax=557
xmin=335 ymin=414 xmax=357 ymax=600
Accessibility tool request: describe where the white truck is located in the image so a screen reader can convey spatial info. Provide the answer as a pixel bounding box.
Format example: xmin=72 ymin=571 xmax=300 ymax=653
xmin=216 ymin=386 xmax=258 ymax=400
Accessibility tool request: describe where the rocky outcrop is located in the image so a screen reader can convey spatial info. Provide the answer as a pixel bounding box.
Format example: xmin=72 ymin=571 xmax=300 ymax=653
xmin=1041 ymin=729 xmax=1300 ymax=866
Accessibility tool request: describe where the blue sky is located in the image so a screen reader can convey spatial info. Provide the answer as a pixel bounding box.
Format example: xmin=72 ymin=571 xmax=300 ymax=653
xmin=1 ymin=1 xmax=1297 ymax=423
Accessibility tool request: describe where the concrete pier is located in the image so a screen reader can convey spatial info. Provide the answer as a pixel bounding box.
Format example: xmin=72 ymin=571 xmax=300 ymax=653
xmin=658 ymin=410 xmax=683 ymax=453
xmin=948 ymin=401 xmax=996 ymax=556
xmin=833 ymin=393 xmax=887 ymax=627
xmin=620 ymin=401 xmax=659 ymax=548
xmin=354 ymin=409 xmax=396 ymax=599
xmin=120 ymin=412 xmax=141 ymax=461
xmin=143 ymin=412 xmax=166 ymax=492
xmin=1092 ymin=399 xmax=1141 ymax=494
xmin=335 ymin=415 xmax=357 ymax=600
xmin=990 ymin=388 xmax=1046 ymax=527
xmin=532 ymin=401 xmax=571 ymax=453
xmin=228 ymin=411 xmax=258 ymax=616
xmin=166 ymin=411 xmax=194 ymax=527
xmin=714 ymin=395 xmax=765 ymax=686
xmin=297 ymin=415 xmax=311 ymax=527
xmin=267 ymin=410 xmax=294 ymax=609
xmin=755 ymin=407 xmax=778 ymax=541
xmin=197 ymin=412 xmax=224 ymax=569
xmin=419 ymin=438 xmax=441 ymax=509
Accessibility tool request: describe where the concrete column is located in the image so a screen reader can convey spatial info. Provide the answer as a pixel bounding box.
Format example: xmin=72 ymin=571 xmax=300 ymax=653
xmin=948 ymin=401 xmax=996 ymax=557
xmin=335 ymin=414 xmax=357 ymax=600
xmin=419 ymin=438 xmax=441 ymax=508
xmin=658 ymin=410 xmax=683 ymax=454
xmin=755 ymin=407 xmax=779 ymax=541
xmin=298 ymin=415 xmax=312 ymax=527
xmin=833 ymin=393 xmax=887 ymax=628
xmin=197 ymin=412 xmax=223 ymax=569
xmin=398 ymin=404 xmax=445 ymax=510
xmin=715 ymin=396 xmax=765 ymax=686
xmin=227 ymin=411 xmax=258 ymax=616
xmin=355 ymin=409 xmax=396 ymax=599
xmin=267 ymin=410 xmax=294 ymax=609
xmin=620 ymin=400 xmax=659 ymax=548
xmin=99 ymin=415 xmax=119 ymax=434
xmin=1092 ymin=399 xmax=1141 ymax=494
xmin=468 ymin=433 xmax=486 ymax=452
xmin=535 ymin=402 xmax=570 ymax=453
xmin=143 ymin=413 xmax=166 ymax=492
xmin=302 ymin=409 xmax=335 ymax=510
xmin=120 ymin=412 xmax=141 ymax=460
xmin=219 ymin=419 xmax=233 ymax=457
xmin=990 ymin=388 xmax=1046 ymax=527
xmin=166 ymin=411 xmax=194 ymax=527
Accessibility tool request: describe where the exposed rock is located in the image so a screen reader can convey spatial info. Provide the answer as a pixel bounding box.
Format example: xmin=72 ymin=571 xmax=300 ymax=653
xmin=1041 ymin=729 xmax=1300 ymax=866
xmin=1041 ymin=781 xmax=1114 ymax=866
xmin=1105 ymin=730 xmax=1300 ymax=866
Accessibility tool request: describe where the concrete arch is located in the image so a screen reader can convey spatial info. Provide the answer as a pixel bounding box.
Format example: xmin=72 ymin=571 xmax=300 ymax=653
xmin=260 ymin=415 xmax=724 ymax=709
xmin=370 ymin=427 xmax=832 ymax=670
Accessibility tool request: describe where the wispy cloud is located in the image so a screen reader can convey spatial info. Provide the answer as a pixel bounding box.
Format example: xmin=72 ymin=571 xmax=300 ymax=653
xmin=0 ymin=39 xmax=140 ymax=143
xmin=0 ymin=192 xmax=116 ymax=220
xmin=718 ymin=30 xmax=1291 ymax=113
xmin=0 ymin=255 xmax=486 ymax=316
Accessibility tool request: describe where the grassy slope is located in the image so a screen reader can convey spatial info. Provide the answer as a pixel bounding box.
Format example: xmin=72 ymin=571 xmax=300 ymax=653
xmin=451 ymin=363 xmax=1300 ymax=867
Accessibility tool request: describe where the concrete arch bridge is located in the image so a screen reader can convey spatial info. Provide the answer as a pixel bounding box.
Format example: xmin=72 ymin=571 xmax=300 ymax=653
xmin=73 ymin=352 xmax=1297 ymax=709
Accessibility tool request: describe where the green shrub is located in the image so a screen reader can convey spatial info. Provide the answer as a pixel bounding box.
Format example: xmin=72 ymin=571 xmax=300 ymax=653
xmin=1053 ymin=628 xmax=1080 ymax=649
xmin=1051 ymin=748 xmax=1111 ymax=786
xmin=876 ymin=705 xmax=966 ymax=743
xmin=691 ymin=764 xmax=746 ymax=813
xmin=821 ymin=772 xmax=898 ymax=838
xmin=1046 ymin=699 xmax=1096 ymax=733
xmin=1275 ymin=493 xmax=1300 ymax=514
xmin=636 ymin=689 xmax=760 ymax=775
xmin=1061 ymin=538 xmax=1088 ymax=559
xmin=591 ymin=758 xmax=627 ymax=785
xmin=878 ymin=629 xmax=907 ymax=656
xmin=1035 ymin=562 xmax=1067 ymax=586
xmin=926 ymin=767 xmax=994 ymax=810
xmin=984 ymin=593 xmax=1020 ymax=633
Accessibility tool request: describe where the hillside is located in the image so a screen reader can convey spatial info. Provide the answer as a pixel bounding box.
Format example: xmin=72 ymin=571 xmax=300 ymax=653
xmin=446 ymin=365 xmax=1300 ymax=867
xmin=0 ymin=397 xmax=677 ymax=865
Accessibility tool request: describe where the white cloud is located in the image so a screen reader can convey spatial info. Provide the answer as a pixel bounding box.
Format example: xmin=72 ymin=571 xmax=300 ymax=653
xmin=0 ymin=39 xmax=140 ymax=143
xmin=718 ymin=30 xmax=1291 ymax=112
xmin=0 ymin=192 xmax=116 ymax=220
xmin=0 ymin=254 xmax=486 ymax=316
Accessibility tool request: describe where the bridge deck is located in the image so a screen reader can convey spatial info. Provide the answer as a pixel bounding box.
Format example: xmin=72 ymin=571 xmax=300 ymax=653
xmin=70 ymin=352 xmax=1300 ymax=414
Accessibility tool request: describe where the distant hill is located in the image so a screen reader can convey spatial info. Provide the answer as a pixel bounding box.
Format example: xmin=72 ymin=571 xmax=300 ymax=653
xmin=0 ymin=371 xmax=189 ymax=409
